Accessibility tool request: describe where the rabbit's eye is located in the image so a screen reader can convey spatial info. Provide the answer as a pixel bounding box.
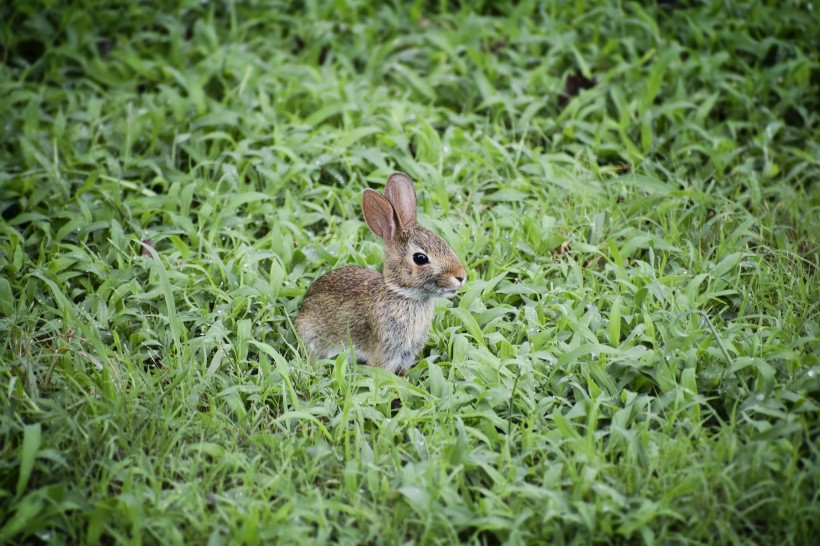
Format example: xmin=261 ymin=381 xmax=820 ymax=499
xmin=412 ymin=253 xmax=429 ymax=265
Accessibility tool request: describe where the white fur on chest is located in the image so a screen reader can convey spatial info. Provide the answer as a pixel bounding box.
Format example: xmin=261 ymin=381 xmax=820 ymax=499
xmin=379 ymin=299 xmax=435 ymax=373
xmin=399 ymin=299 xmax=435 ymax=346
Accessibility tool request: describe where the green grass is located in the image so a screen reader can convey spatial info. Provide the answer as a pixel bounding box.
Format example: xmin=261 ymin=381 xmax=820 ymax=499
xmin=1 ymin=0 xmax=819 ymax=543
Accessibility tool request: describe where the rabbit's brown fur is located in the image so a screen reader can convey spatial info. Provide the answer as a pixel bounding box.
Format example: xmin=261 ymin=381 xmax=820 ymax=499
xmin=295 ymin=173 xmax=466 ymax=374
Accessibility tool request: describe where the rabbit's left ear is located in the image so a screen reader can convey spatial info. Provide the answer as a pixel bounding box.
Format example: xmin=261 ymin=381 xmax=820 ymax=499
xmin=384 ymin=172 xmax=417 ymax=228
xmin=362 ymin=188 xmax=398 ymax=240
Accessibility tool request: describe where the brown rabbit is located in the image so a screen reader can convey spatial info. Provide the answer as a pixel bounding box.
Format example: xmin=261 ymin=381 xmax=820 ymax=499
xmin=295 ymin=172 xmax=467 ymax=374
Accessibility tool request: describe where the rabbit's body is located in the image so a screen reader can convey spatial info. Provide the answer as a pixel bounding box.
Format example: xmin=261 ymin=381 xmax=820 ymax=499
xmin=295 ymin=173 xmax=465 ymax=375
xmin=296 ymin=266 xmax=435 ymax=373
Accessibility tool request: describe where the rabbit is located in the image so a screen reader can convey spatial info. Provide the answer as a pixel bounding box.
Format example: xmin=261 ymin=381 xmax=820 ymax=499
xmin=295 ymin=172 xmax=467 ymax=375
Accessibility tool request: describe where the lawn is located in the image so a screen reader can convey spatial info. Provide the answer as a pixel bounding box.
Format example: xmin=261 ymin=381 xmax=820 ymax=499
xmin=1 ymin=0 xmax=818 ymax=544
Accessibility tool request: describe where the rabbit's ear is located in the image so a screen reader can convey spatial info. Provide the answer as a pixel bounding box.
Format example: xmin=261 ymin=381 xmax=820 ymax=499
xmin=362 ymin=189 xmax=398 ymax=240
xmin=384 ymin=172 xmax=417 ymax=228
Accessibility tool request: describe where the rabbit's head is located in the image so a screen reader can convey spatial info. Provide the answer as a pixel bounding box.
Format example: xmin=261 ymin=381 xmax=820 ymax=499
xmin=363 ymin=173 xmax=466 ymax=300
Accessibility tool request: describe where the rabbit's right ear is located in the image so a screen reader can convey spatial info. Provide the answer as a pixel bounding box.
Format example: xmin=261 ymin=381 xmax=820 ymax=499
xmin=384 ymin=172 xmax=417 ymax=228
xmin=362 ymin=189 xmax=398 ymax=240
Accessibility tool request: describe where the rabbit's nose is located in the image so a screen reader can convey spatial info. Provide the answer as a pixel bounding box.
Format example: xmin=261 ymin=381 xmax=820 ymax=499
xmin=454 ymin=275 xmax=465 ymax=284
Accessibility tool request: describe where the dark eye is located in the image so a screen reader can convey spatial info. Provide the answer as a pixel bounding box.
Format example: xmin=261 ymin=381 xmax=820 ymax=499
xmin=412 ymin=253 xmax=429 ymax=265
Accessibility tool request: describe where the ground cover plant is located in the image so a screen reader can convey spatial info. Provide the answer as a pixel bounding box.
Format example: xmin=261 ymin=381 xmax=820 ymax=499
xmin=1 ymin=0 xmax=819 ymax=543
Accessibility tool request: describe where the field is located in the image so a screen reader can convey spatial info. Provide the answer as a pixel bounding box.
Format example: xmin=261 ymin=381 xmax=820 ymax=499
xmin=1 ymin=0 xmax=818 ymax=544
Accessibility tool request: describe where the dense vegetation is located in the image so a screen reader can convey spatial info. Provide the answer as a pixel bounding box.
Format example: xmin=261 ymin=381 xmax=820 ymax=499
xmin=1 ymin=0 xmax=818 ymax=543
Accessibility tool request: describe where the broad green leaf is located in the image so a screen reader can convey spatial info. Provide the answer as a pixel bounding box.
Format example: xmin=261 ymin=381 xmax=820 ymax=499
xmin=16 ymin=424 xmax=41 ymax=498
